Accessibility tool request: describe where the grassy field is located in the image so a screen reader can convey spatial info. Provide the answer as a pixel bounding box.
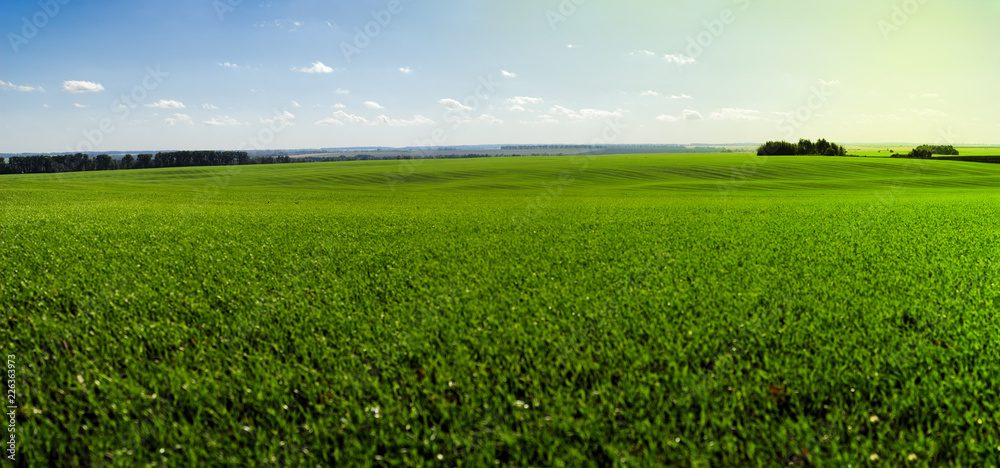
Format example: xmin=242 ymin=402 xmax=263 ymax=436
xmin=3 ymin=154 xmax=1000 ymax=466
xmin=847 ymin=146 xmax=1000 ymax=158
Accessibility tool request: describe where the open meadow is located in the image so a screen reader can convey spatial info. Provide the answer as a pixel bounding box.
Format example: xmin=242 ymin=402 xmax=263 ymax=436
xmin=3 ymin=154 xmax=1000 ymax=466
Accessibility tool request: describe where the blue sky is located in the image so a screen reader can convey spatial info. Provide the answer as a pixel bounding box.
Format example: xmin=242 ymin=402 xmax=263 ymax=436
xmin=1 ymin=0 xmax=999 ymax=153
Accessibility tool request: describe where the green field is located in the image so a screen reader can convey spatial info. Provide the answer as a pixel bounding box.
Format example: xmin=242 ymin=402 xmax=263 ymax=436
xmin=3 ymin=154 xmax=1000 ymax=466
xmin=847 ymin=146 xmax=1000 ymax=158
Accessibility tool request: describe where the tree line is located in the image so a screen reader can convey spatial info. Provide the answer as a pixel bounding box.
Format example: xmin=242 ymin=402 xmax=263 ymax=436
xmin=757 ymin=139 xmax=848 ymax=156
xmin=890 ymin=145 xmax=959 ymax=159
xmin=0 ymin=151 xmax=295 ymax=175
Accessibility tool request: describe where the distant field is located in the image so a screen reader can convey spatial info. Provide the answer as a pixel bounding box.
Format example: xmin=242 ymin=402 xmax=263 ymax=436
xmin=3 ymin=154 xmax=1000 ymax=466
xmin=848 ymin=146 xmax=1000 ymax=157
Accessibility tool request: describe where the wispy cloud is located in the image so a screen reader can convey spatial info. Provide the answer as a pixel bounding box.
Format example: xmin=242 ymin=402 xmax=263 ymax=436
xmin=165 ymin=113 xmax=193 ymax=126
xmin=707 ymin=108 xmax=761 ymax=121
xmin=315 ymin=117 xmax=344 ymax=126
xmin=0 ymin=80 xmax=43 ymax=92
xmin=216 ymin=62 xmax=248 ymax=70
xmin=505 ymin=96 xmax=543 ymax=111
xmin=664 ymin=54 xmax=696 ymax=65
xmin=440 ymin=98 xmax=473 ymax=112
xmin=204 ymin=115 xmax=243 ymax=126
xmin=292 ymin=61 xmax=335 ymax=74
xmin=547 ymin=105 xmax=623 ymax=120
xmin=477 ymin=114 xmax=503 ymax=125
xmin=62 ymin=80 xmax=104 ymax=93
xmin=314 ymin=110 xmax=434 ymax=127
xmin=290 ymin=100 xmax=301 ymax=108
xmin=501 ymin=70 xmax=518 ymax=78
xmin=399 ymin=67 xmax=412 ymax=74
xmin=145 ymin=99 xmax=186 ymax=109
xmin=335 ymin=88 xmax=350 ymax=94
xmin=203 ymin=103 xmax=220 ymax=110
xmin=629 ymin=49 xmax=656 ymax=57
xmin=363 ymin=101 xmax=383 ymax=109
xmin=73 ymin=103 xmax=89 ymax=108
xmin=656 ymin=109 xmax=704 ymax=122
xmin=260 ymin=110 xmax=295 ymax=126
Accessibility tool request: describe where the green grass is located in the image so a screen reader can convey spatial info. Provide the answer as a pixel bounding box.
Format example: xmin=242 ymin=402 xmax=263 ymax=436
xmin=3 ymin=154 xmax=1000 ymax=466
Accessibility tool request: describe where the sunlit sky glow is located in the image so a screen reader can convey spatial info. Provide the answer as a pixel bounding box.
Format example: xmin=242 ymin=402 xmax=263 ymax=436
xmin=2 ymin=0 xmax=999 ymax=153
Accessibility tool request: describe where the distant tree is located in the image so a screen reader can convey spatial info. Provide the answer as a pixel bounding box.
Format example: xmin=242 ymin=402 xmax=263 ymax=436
xmin=136 ymin=154 xmax=152 ymax=169
xmin=757 ymin=141 xmax=797 ymax=156
xmin=815 ymin=139 xmax=831 ymax=156
xmin=796 ymin=139 xmax=815 ymax=155
xmin=907 ymin=148 xmax=933 ymax=159
xmin=914 ymin=145 xmax=959 ymax=156
xmin=95 ymin=154 xmax=114 ymax=171
xmin=121 ymin=154 xmax=134 ymax=169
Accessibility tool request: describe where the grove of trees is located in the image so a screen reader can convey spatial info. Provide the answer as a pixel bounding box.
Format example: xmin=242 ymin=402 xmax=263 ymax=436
xmin=0 ymin=151 xmax=295 ymax=175
xmin=757 ymin=139 xmax=848 ymax=156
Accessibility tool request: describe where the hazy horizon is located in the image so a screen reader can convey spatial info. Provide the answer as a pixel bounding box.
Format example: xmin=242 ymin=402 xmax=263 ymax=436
xmin=2 ymin=0 xmax=998 ymax=153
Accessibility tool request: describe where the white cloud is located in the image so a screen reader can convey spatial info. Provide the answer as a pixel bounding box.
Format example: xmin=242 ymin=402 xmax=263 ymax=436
xmin=165 ymin=113 xmax=193 ymax=126
xmin=43 ymin=104 xmax=49 ymax=108
xmin=364 ymin=101 xmax=383 ymax=109
xmin=399 ymin=67 xmax=413 ymax=74
xmin=372 ymin=115 xmax=435 ymax=127
xmin=547 ymin=105 xmax=623 ymax=120
xmin=333 ymin=103 xmax=346 ymax=109
xmin=145 ymin=99 xmax=186 ymax=109
xmin=315 ymin=110 xmax=434 ymax=127
xmin=505 ymin=96 xmax=543 ymax=111
xmin=62 ymin=80 xmax=104 ymax=93
xmin=641 ymin=91 xmax=693 ymax=99
xmin=664 ymin=54 xmax=696 ymax=65
xmin=501 ymin=70 xmax=518 ymax=78
xmin=630 ymin=50 xmax=656 ymax=57
xmin=73 ymin=103 xmax=89 ymax=108
xmin=332 ymin=110 xmax=369 ymax=124
xmin=292 ymin=61 xmax=335 ymax=74
xmin=478 ymin=114 xmax=503 ymax=125
xmin=289 ymin=100 xmax=301 ymax=108
xmin=216 ymin=62 xmax=246 ymax=70
xmin=657 ymin=109 xmax=704 ymax=122
xmin=440 ymin=98 xmax=473 ymax=112
xmin=315 ymin=117 xmax=345 ymax=126
xmin=260 ymin=110 xmax=296 ymax=125
xmin=0 ymin=80 xmax=43 ymax=92
xmin=204 ymin=115 xmax=243 ymax=126
xmin=203 ymin=103 xmax=220 ymax=110
xmin=707 ymin=108 xmax=761 ymax=121
xmin=335 ymin=88 xmax=350 ymax=94
xmin=519 ymin=115 xmax=560 ymax=125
